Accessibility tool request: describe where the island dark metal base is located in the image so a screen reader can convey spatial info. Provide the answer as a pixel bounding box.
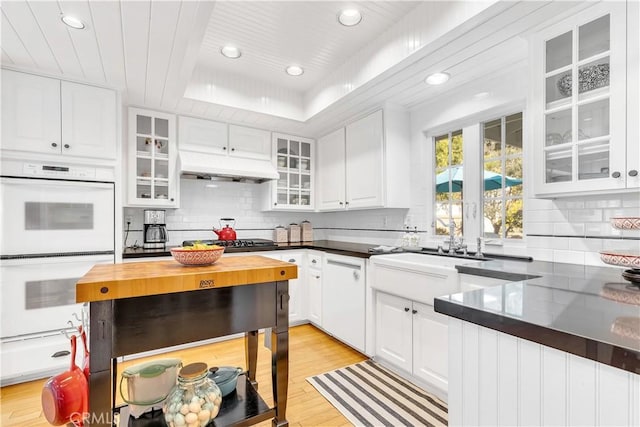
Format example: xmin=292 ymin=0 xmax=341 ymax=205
xmin=86 ymin=281 xmax=289 ymax=427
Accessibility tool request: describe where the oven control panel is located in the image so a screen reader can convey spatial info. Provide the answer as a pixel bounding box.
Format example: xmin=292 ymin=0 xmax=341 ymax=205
xmin=23 ymin=163 xmax=97 ymax=179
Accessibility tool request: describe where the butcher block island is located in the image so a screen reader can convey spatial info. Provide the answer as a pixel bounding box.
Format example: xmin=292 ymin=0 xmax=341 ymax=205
xmin=76 ymin=255 xmax=298 ymax=427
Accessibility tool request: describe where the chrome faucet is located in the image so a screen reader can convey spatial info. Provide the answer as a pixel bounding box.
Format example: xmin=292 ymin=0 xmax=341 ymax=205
xmin=437 ymin=218 xmax=464 ymax=254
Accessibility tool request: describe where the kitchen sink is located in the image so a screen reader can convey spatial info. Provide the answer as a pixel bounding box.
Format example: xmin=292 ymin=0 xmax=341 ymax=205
xmin=371 ymin=252 xmax=484 ymax=272
xmin=370 ymin=253 xmax=485 ymax=305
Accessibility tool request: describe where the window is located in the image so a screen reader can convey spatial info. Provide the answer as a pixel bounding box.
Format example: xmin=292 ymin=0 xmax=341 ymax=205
xmin=482 ymin=113 xmax=523 ymax=239
xmin=434 ymin=130 xmax=463 ymax=237
xmin=432 ymin=112 xmax=524 ymax=242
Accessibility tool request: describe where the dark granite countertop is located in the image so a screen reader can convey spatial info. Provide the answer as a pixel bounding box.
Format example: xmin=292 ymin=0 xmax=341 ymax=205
xmin=123 ymin=240 xmax=375 ymax=259
xmin=435 ymin=259 xmax=640 ymax=374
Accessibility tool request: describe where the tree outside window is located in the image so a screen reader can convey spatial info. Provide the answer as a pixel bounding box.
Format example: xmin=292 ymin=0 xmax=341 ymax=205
xmin=482 ymin=113 xmax=523 ymax=239
xmin=434 ymin=130 xmax=463 ymax=237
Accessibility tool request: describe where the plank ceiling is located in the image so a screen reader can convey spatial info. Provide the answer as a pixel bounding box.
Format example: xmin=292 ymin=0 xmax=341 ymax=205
xmin=1 ymin=1 xmax=587 ymax=137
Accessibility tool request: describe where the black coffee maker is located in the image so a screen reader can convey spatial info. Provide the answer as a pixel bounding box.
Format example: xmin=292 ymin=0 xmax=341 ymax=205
xmin=143 ymin=210 xmax=168 ymax=249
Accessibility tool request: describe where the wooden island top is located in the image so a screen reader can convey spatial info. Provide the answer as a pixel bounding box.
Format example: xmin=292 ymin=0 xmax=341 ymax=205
xmin=76 ymin=255 xmax=298 ymax=302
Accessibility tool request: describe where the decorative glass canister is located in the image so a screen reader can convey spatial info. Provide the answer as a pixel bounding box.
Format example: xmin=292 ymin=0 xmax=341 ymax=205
xmin=163 ymin=362 xmax=222 ymax=427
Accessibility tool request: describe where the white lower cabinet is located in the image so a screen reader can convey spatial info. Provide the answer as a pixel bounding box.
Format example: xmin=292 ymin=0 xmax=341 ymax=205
xmin=322 ymin=254 xmax=365 ymax=352
xmin=281 ymin=252 xmax=306 ymax=325
xmin=307 ymin=253 xmax=323 ymax=326
xmin=375 ymin=292 xmax=448 ymax=395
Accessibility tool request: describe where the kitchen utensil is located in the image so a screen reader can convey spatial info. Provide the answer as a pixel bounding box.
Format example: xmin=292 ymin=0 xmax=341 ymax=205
xmin=600 ymin=250 xmax=640 ymax=269
xmin=119 ymin=358 xmax=182 ymax=418
xmin=78 ymin=326 xmax=90 ymax=381
xmin=163 ymin=363 xmax=222 ymax=426
xmin=41 ymin=335 xmax=88 ymax=426
xmin=207 ymin=366 xmax=243 ymax=397
xmin=170 ymin=246 xmax=225 ymax=266
xmin=610 ymin=217 xmax=640 ymax=230
xmin=213 ymin=218 xmax=237 ymax=240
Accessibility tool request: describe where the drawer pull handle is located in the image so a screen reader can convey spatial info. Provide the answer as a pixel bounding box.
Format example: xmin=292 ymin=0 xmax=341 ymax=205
xmin=629 ymin=170 xmax=638 ymax=177
xmin=404 ymin=307 xmax=410 ymax=312
xmin=52 ymin=350 xmax=70 ymax=358
xmin=412 ymin=309 xmax=418 ymax=314
xmin=612 ymin=171 xmax=621 ymax=178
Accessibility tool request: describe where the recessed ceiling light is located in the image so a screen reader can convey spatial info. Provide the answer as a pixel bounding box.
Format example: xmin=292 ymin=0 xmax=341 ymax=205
xmin=338 ymin=9 xmax=362 ymax=26
xmin=425 ymin=72 xmax=450 ymax=85
xmin=220 ymin=46 xmax=241 ymax=59
xmin=285 ymin=65 xmax=304 ymax=76
xmin=61 ymin=14 xmax=85 ymax=29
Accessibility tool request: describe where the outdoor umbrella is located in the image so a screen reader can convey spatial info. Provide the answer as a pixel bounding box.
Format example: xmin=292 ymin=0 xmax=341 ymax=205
xmin=435 ymin=166 xmax=522 ymax=193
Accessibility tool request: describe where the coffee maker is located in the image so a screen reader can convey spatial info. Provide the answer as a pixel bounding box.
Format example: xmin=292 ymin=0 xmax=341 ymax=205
xmin=143 ymin=210 xmax=168 ymax=249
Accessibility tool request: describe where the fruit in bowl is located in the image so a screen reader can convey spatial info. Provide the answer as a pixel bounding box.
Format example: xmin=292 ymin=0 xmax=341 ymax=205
xmin=170 ymin=243 xmax=225 ymax=266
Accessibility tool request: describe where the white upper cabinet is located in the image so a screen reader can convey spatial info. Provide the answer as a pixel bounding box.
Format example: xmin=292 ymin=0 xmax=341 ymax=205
xmin=61 ymin=81 xmax=117 ymax=160
xmin=531 ymin=2 xmax=633 ymax=196
xmin=228 ymin=125 xmax=271 ymax=161
xmin=317 ymin=128 xmax=346 ymax=210
xmin=127 ymin=108 xmax=178 ymax=207
xmin=178 ymin=116 xmax=228 ymax=154
xmin=178 ymin=116 xmax=270 ymax=161
xmin=1 ymin=70 xmax=116 ymax=160
xmin=345 ymin=109 xmax=385 ymax=209
xmin=265 ymin=133 xmax=315 ymax=211
xmin=317 ymin=108 xmax=411 ymax=211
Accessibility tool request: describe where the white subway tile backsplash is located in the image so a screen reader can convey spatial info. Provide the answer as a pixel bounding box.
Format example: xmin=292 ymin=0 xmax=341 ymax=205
xmin=622 ymin=194 xmax=640 ymax=207
xmin=526 ymin=209 xmax=568 ymax=223
xmin=526 ymin=222 xmax=554 ymax=235
xmin=552 ymin=250 xmax=585 ymax=265
xmin=567 ymin=238 xmax=603 ymax=252
xmin=567 ymin=209 xmax=603 ymax=222
xmin=552 ymin=222 xmax=585 ymax=236
xmin=584 ymin=199 xmax=622 ymax=209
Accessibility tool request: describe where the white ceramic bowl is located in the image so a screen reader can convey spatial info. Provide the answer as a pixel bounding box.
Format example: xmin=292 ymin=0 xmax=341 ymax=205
xmin=170 ymin=246 xmax=225 ymax=266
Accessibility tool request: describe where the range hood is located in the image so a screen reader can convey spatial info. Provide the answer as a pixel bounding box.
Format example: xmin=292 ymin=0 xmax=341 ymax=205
xmin=179 ymin=150 xmax=279 ymax=183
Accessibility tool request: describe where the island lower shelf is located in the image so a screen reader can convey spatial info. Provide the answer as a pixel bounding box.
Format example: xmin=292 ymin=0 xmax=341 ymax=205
xmin=116 ymin=373 xmax=274 ymax=427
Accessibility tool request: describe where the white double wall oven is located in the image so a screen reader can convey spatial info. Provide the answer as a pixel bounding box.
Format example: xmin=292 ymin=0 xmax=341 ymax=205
xmin=0 ymin=161 xmax=115 ymax=384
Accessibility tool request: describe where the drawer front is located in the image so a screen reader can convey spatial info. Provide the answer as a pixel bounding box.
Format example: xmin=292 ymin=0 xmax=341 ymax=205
xmin=1 ymin=333 xmax=81 ymax=385
xmin=373 ymin=265 xmax=459 ymax=306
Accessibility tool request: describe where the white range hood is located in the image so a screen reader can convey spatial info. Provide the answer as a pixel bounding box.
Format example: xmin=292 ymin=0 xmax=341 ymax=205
xmin=178 ymin=150 xmax=279 ymax=183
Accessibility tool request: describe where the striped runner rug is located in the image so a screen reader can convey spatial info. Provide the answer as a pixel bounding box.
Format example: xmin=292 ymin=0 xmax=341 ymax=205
xmin=307 ymin=359 xmax=448 ymax=426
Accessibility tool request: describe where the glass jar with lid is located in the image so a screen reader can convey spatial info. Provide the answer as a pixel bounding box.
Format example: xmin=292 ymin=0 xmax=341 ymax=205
xmin=163 ymin=362 xmax=222 ymax=427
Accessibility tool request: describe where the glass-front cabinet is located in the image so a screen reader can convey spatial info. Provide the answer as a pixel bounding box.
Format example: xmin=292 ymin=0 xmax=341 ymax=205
xmin=127 ymin=108 xmax=178 ymax=207
xmin=268 ymin=133 xmax=314 ymax=210
xmin=532 ymin=2 xmax=627 ymax=196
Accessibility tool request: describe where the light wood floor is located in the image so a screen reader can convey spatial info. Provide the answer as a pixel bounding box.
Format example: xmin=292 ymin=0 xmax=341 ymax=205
xmin=0 ymin=324 xmax=367 ymax=427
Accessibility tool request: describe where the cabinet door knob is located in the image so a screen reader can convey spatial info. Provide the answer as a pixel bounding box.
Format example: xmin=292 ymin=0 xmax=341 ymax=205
xmin=51 ymin=142 xmax=58 ymax=148
xmin=288 ymin=258 xmax=295 ymax=262
xmin=63 ymin=144 xmax=70 ymax=149
xmin=612 ymin=171 xmax=621 ymax=178
xmin=412 ymin=309 xmax=418 ymax=314
xmin=170 ymin=198 xmax=174 ymax=202
xmin=312 ymin=259 xmax=317 ymax=264
xmin=315 ymin=275 xmax=320 ymax=279
xmin=345 ymin=201 xmax=350 ymax=205
xmin=231 ymin=147 xmax=235 ymax=152
xmin=629 ymin=170 xmax=638 ymax=177
xmin=404 ymin=307 xmax=410 ymax=312
xmin=339 ymin=201 xmax=343 ymax=205
xmin=223 ymin=146 xmax=227 ymax=150
xmin=274 ymin=202 xmax=277 ymax=206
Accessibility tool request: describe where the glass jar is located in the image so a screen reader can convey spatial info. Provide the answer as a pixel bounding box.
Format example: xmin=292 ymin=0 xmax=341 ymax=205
xmin=163 ymin=362 xmax=222 ymax=427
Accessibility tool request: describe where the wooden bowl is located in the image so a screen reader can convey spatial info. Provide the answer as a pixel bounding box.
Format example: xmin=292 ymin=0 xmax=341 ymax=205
xmin=170 ymin=247 xmax=225 ymax=266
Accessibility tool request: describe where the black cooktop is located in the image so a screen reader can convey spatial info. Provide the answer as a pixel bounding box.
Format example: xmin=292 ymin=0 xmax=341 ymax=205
xmin=182 ymin=238 xmax=277 ymax=248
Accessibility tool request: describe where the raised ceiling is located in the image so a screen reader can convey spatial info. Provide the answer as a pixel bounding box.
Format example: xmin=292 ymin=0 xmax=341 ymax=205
xmin=1 ymin=1 xmax=587 ymax=137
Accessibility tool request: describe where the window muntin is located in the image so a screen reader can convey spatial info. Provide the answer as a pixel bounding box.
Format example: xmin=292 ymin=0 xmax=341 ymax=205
xmin=482 ymin=113 xmax=523 ymax=239
xmin=434 ymin=130 xmax=463 ymax=237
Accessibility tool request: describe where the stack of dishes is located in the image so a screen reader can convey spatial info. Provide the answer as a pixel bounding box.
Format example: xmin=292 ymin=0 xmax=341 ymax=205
xmin=600 ymin=217 xmax=640 ymax=287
